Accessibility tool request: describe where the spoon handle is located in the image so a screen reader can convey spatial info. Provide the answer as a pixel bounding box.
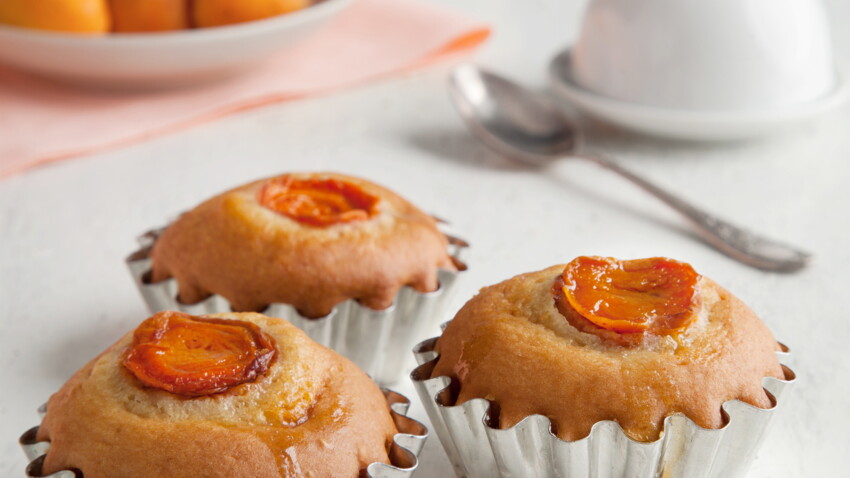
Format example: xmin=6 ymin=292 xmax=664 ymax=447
xmin=576 ymin=152 xmax=811 ymax=272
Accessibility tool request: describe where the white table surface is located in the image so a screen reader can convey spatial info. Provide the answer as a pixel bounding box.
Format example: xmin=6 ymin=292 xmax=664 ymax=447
xmin=2 ymin=0 xmax=849 ymax=476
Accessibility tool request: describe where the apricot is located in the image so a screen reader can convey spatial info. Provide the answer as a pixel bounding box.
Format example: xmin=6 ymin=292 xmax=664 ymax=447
xmin=123 ymin=311 xmax=277 ymax=396
xmin=193 ymin=0 xmax=310 ymax=28
xmin=258 ymin=176 xmax=380 ymax=227
xmin=559 ymin=256 xmax=700 ymax=336
xmin=108 ymin=0 xmax=190 ymax=32
xmin=0 ymin=0 xmax=110 ymax=33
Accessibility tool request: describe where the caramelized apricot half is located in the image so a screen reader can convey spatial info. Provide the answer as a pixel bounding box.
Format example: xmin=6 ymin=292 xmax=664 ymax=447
xmin=123 ymin=311 xmax=276 ymax=396
xmin=558 ymin=256 xmax=700 ymax=340
xmin=258 ymin=176 xmax=380 ymax=227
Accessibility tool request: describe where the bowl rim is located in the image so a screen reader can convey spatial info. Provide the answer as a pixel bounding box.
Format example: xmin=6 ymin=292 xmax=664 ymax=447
xmin=0 ymin=0 xmax=356 ymax=45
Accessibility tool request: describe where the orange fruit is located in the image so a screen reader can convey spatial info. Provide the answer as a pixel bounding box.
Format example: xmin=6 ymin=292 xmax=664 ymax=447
xmin=108 ymin=0 xmax=190 ymax=32
xmin=0 ymin=0 xmax=110 ymax=33
xmin=193 ymin=0 xmax=310 ymax=28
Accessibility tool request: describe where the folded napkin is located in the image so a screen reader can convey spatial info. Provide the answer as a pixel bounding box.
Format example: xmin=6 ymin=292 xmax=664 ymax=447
xmin=0 ymin=0 xmax=489 ymax=178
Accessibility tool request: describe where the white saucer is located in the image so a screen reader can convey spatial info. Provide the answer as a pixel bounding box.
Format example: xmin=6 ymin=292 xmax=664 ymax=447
xmin=549 ymin=49 xmax=849 ymax=141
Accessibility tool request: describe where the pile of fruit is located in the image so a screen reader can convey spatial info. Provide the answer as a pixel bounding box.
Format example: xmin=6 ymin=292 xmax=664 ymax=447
xmin=0 ymin=0 xmax=312 ymax=33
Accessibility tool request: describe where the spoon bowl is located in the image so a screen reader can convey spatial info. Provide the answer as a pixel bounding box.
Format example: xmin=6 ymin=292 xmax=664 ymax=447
xmin=450 ymin=64 xmax=578 ymax=165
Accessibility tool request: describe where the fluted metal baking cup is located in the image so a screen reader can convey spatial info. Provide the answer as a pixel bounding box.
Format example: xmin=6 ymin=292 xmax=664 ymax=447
xmin=411 ymin=333 xmax=796 ymax=478
xmin=126 ymin=225 xmax=468 ymax=385
xmin=20 ymin=388 xmax=427 ymax=478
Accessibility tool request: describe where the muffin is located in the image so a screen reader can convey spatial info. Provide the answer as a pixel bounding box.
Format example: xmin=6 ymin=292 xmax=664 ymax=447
xmin=21 ymin=311 xmax=426 ymax=478
xmin=127 ymin=172 xmax=467 ymax=384
xmin=412 ymin=256 xmax=795 ymax=478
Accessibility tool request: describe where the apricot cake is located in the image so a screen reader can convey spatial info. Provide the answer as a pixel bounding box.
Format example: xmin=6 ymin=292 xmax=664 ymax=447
xmin=148 ymin=172 xmax=458 ymax=318
xmin=36 ymin=311 xmax=399 ymax=477
xmin=431 ymin=256 xmax=786 ymax=442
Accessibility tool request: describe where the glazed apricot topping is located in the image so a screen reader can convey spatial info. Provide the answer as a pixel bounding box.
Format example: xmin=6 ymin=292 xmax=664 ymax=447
xmin=559 ymin=256 xmax=700 ymax=337
xmin=123 ymin=311 xmax=276 ymax=396
xmin=258 ymin=176 xmax=380 ymax=227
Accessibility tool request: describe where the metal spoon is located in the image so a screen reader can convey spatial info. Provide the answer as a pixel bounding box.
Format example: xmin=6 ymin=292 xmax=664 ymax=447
xmin=448 ymin=64 xmax=811 ymax=272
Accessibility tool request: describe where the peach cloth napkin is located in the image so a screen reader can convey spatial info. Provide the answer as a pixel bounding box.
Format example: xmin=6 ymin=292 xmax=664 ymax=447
xmin=0 ymin=0 xmax=489 ymax=178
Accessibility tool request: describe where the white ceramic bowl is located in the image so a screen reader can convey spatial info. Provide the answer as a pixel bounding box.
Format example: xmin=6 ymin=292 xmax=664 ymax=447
xmin=571 ymin=0 xmax=837 ymax=112
xmin=0 ymin=0 xmax=354 ymax=89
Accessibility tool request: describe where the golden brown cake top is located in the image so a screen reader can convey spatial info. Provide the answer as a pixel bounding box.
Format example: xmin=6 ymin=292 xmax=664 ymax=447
xmin=37 ymin=312 xmax=398 ymax=478
xmin=150 ymin=172 xmax=458 ymax=318
xmin=432 ymin=258 xmax=786 ymax=442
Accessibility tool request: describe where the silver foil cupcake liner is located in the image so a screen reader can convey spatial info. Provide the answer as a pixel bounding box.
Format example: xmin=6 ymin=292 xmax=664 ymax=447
xmin=20 ymin=388 xmax=427 ymax=478
xmin=126 ymin=225 xmax=468 ymax=385
xmin=411 ymin=330 xmax=796 ymax=478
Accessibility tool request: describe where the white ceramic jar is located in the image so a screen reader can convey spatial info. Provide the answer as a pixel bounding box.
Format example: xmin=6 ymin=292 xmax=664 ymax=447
xmin=570 ymin=0 xmax=836 ymax=111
